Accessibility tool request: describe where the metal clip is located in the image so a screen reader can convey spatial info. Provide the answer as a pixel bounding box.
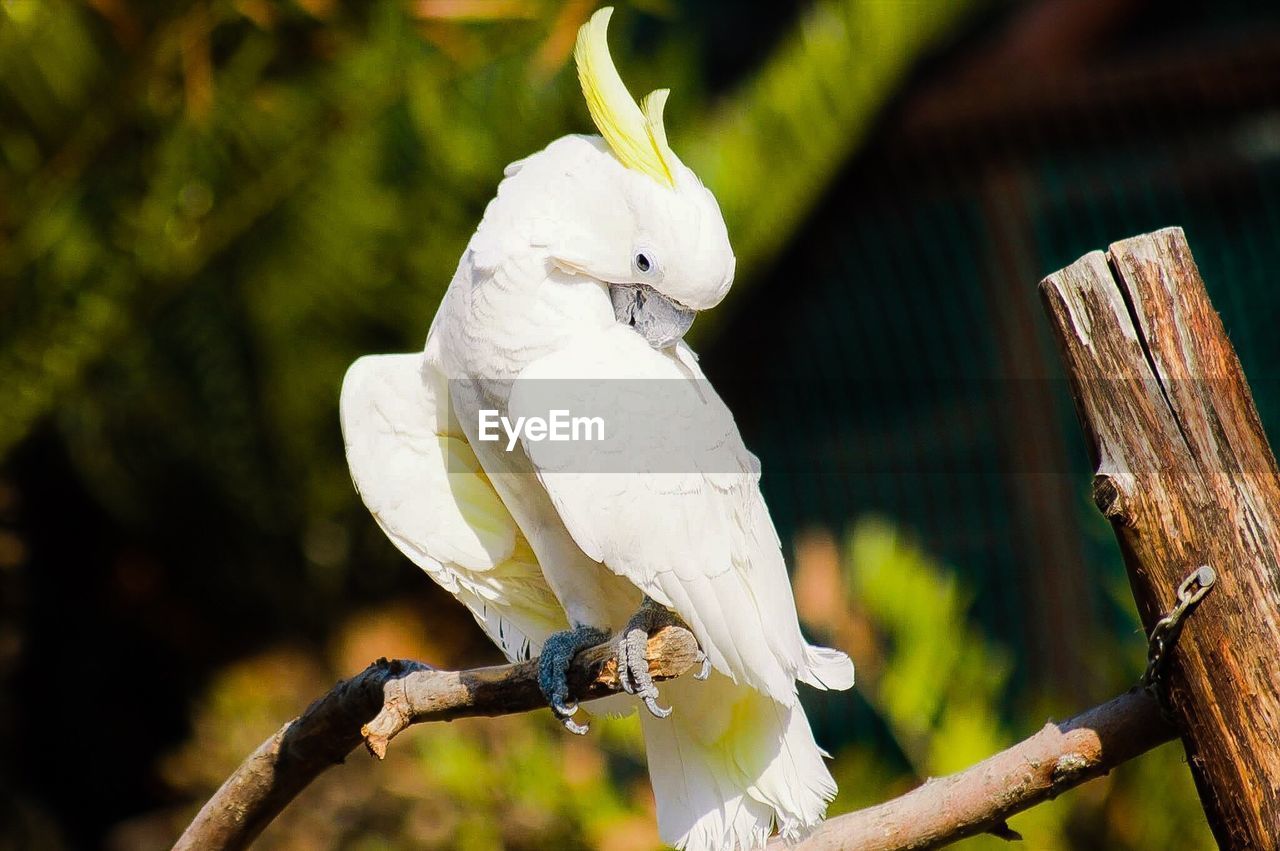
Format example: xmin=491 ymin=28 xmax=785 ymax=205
xmin=1142 ymin=565 xmax=1216 ymax=708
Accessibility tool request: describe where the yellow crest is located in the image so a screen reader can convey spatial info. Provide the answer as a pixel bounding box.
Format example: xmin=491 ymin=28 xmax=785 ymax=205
xmin=575 ymin=7 xmax=677 ymax=188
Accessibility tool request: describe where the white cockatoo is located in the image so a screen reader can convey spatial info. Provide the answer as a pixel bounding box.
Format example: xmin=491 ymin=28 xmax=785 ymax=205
xmin=340 ymin=8 xmax=854 ymax=849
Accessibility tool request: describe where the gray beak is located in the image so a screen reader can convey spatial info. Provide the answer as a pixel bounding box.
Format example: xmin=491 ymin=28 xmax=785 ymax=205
xmin=610 ymin=284 xmax=696 ymax=349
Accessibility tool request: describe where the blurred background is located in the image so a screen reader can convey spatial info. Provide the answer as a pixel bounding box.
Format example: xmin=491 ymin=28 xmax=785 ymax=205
xmin=2 ymin=0 xmax=1278 ymax=847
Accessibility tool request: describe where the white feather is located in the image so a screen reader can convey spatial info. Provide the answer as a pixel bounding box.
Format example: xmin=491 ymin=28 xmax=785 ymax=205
xmin=641 ymin=676 xmax=838 ymax=850
xmin=510 ymin=326 xmax=853 ymax=704
xmin=340 ymin=353 xmax=567 ymax=660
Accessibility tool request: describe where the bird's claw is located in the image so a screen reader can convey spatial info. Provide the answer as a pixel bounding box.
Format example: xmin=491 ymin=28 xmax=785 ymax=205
xmin=694 ymin=652 xmax=712 ymax=681
xmin=538 ymin=624 xmax=609 ymax=735
xmin=617 ymin=598 xmax=685 ymax=719
xmin=642 ymin=693 xmax=673 ymax=718
xmin=552 ymin=694 xmax=589 ymax=735
xmin=560 ymin=714 xmax=590 ymax=736
xmin=540 ymin=600 xmax=710 ymax=731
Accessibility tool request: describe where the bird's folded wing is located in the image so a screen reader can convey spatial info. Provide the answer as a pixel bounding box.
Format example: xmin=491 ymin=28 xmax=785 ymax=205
xmin=511 ymin=327 xmax=852 ymax=704
xmin=341 ymin=352 xmax=567 ymax=661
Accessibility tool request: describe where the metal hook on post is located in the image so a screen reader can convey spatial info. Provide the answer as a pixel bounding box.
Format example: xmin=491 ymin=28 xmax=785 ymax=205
xmin=1142 ymin=565 xmax=1216 ymax=714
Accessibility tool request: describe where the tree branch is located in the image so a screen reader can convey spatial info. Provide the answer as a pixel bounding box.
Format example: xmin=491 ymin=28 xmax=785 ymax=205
xmin=785 ymin=689 xmax=1176 ymax=850
xmin=177 ymin=620 xmax=1177 ymax=851
xmin=173 ymin=625 xmax=702 ymax=851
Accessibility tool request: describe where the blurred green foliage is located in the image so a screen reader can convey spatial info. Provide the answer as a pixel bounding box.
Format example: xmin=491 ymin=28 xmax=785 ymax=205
xmin=0 ymin=0 xmax=979 ymax=513
xmin=825 ymin=519 xmax=1214 ymax=851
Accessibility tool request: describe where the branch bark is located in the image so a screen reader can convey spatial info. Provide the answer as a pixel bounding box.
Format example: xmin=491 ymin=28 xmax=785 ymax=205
xmin=1040 ymin=227 xmax=1280 ymax=847
xmin=177 ymin=622 xmax=1177 ymax=851
xmin=173 ymin=625 xmax=702 ymax=851
xmin=786 ymin=689 xmax=1175 ymax=850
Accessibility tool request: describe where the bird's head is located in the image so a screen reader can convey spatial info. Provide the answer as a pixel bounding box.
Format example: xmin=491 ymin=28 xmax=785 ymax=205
xmin=552 ymin=7 xmax=735 ymax=348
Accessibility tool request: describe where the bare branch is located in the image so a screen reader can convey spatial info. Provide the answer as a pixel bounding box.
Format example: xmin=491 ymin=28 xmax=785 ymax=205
xmin=177 ymin=618 xmax=1177 ymax=851
xmin=174 ymin=625 xmax=702 ymax=851
xmin=783 ymin=689 xmax=1176 ymax=850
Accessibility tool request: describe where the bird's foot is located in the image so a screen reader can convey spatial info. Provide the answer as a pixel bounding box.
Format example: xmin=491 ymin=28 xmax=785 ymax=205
xmin=538 ymin=625 xmax=610 ymax=735
xmin=616 ymin=597 xmax=694 ymax=719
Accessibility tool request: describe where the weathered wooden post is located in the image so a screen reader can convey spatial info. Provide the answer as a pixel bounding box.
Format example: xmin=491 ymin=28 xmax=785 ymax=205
xmin=1039 ymin=227 xmax=1280 ymax=847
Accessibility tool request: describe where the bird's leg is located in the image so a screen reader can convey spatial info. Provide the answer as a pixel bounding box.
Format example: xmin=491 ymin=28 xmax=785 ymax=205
xmin=538 ymin=625 xmax=610 ymax=735
xmin=617 ymin=596 xmax=708 ymax=719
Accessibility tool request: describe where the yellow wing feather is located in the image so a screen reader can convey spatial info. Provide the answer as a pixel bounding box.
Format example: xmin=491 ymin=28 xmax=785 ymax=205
xmin=574 ymin=7 xmax=676 ymax=187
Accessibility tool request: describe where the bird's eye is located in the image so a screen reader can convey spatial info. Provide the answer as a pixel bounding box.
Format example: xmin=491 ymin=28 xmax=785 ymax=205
xmin=632 ymin=246 xmax=662 ymax=280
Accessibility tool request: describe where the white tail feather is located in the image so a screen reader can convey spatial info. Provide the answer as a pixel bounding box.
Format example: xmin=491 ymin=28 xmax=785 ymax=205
xmin=798 ymin=644 xmax=855 ymax=691
xmin=639 ymin=675 xmax=837 ymax=851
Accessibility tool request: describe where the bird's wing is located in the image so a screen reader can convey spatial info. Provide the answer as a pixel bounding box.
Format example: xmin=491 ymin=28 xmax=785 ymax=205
xmin=341 ymin=352 xmax=567 ymax=661
xmin=510 ymin=326 xmax=852 ymax=704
